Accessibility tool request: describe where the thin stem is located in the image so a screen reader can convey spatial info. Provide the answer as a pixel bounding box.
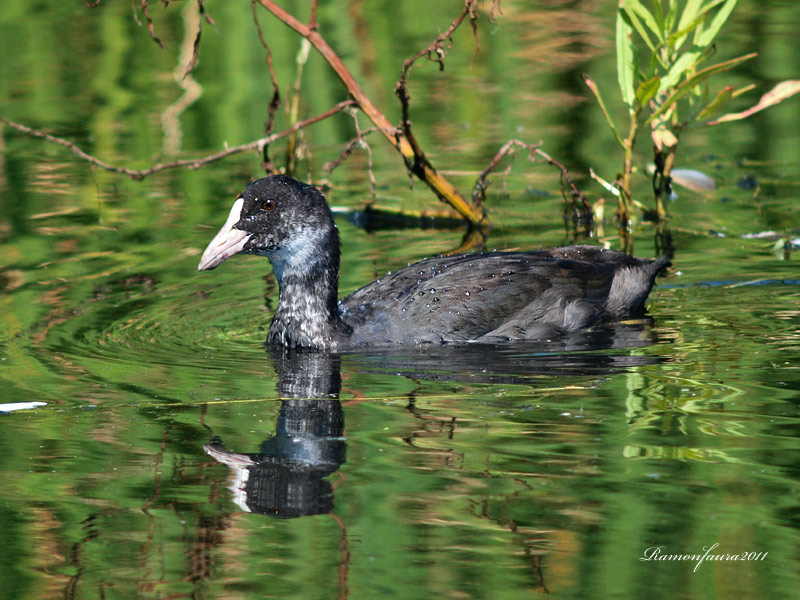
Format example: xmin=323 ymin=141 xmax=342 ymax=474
xmin=620 ymin=108 xmax=640 ymax=228
xmin=309 ymin=0 xmax=317 ymax=27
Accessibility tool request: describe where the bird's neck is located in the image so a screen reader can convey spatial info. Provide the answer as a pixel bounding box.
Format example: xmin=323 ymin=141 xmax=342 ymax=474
xmin=266 ymin=227 xmax=345 ymax=349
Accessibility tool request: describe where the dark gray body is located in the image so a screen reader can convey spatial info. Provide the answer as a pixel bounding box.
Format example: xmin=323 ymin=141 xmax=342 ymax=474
xmin=340 ymin=246 xmax=669 ymax=347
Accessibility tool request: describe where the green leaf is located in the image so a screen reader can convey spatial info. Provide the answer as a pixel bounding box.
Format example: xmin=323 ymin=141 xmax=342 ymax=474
xmin=650 ymin=0 xmax=665 ymax=32
xmin=677 ymin=0 xmax=705 ymax=31
xmin=675 ymin=0 xmax=704 ymax=46
xmin=623 ymin=0 xmax=665 ymax=44
xmin=636 ymin=76 xmax=661 ymax=105
xmin=582 ymin=74 xmax=625 ymax=148
xmin=696 ymin=85 xmax=734 ymax=121
xmin=620 ymin=5 xmax=656 ymax=53
xmin=668 ymin=13 xmax=707 ymax=49
xmin=695 ymin=0 xmax=737 ymax=48
xmin=665 ymin=0 xmax=680 ymax=34
xmin=660 ymin=51 xmax=702 ymax=90
xmin=646 ymin=50 xmax=659 ymax=79
xmin=616 ymin=9 xmax=637 ymax=109
xmin=669 ymin=0 xmax=705 ymax=50
xmin=647 ymin=52 xmax=757 ymax=125
xmin=708 ymin=80 xmax=800 ymax=125
xmin=731 ymin=83 xmax=756 ymax=98
xmin=771 ymin=238 xmax=787 ymax=260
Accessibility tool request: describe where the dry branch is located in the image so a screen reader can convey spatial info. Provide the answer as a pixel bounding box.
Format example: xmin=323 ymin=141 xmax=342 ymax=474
xmin=393 ymin=0 xmax=480 ymax=195
xmin=7 ymin=0 xmax=590 ymax=231
xmin=473 ymin=140 xmax=591 ymax=217
xmin=250 ymin=0 xmax=281 ymax=135
xmin=140 ymin=0 xmax=165 ymax=48
xmin=0 ymin=101 xmax=355 ymax=181
xmin=324 ymin=109 xmax=378 ymax=200
xmin=533 ymin=148 xmax=590 ymax=212
xmin=250 ymin=0 xmax=283 ymax=172
xmin=399 ymin=0 xmax=479 ymax=82
xmin=255 ymin=0 xmax=488 ymax=227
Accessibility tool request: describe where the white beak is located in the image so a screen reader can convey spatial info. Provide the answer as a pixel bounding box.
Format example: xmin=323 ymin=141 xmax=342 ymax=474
xmin=197 ymin=198 xmax=251 ymax=271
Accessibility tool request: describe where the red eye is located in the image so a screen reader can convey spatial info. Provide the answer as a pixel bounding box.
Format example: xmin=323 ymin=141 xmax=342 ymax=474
xmin=261 ymin=199 xmax=276 ymax=211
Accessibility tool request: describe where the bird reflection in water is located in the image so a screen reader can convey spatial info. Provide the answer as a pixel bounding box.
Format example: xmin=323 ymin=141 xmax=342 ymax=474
xmin=205 ymin=317 xmax=665 ymax=517
xmin=205 ymin=350 xmax=346 ymax=518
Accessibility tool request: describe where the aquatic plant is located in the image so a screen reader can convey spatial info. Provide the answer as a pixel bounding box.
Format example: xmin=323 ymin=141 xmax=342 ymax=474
xmin=584 ymin=0 xmax=800 ymax=232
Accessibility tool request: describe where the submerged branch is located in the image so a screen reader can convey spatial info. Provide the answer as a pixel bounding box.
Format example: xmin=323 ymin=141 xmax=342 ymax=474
xmin=0 ymin=101 xmax=355 ymax=181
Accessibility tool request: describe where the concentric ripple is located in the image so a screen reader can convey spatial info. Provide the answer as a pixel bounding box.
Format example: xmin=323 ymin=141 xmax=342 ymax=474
xmin=25 ymin=270 xmax=280 ymax=402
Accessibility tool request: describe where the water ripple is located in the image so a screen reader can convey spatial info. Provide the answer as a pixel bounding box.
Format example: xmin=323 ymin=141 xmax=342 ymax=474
xmin=37 ymin=275 xmax=271 ymax=374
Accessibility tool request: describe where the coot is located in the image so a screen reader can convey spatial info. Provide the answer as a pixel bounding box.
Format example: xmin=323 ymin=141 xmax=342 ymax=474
xmin=198 ymin=175 xmax=669 ymax=350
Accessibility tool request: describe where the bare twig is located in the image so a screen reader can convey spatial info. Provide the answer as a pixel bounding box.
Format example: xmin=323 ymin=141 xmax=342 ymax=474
xmin=400 ymin=0 xmax=479 ymax=81
xmin=323 ymin=127 xmax=378 ymax=174
xmin=533 ymin=148 xmax=591 ymax=212
xmin=359 ymin=129 xmax=378 ymax=201
xmin=183 ymin=13 xmax=201 ymax=78
xmin=473 ymin=140 xmax=534 ymax=204
xmin=309 ymin=0 xmax=318 ymax=28
xmin=1 ymin=101 xmax=355 ymax=181
xmin=286 ymin=40 xmax=312 ymax=175
xmin=140 ymin=0 xmax=164 ymax=48
xmin=199 ymin=0 xmax=215 ymax=26
xmin=251 ymin=0 xmax=282 ymax=172
xmin=473 ymin=140 xmax=590 ymax=215
xmin=324 ymin=109 xmax=378 ymax=201
xmin=131 ymin=0 xmax=142 ymax=26
xmin=489 ymin=0 xmax=503 ymax=20
xmin=321 ymin=136 xmax=364 ymax=173
xmin=251 ymin=0 xmax=281 ymax=135
xmin=395 ymin=0 xmax=480 ymax=135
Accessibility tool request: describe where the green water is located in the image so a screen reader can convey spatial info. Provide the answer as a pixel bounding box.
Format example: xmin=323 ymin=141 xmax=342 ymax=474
xmin=1 ymin=1 xmax=799 ymax=599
